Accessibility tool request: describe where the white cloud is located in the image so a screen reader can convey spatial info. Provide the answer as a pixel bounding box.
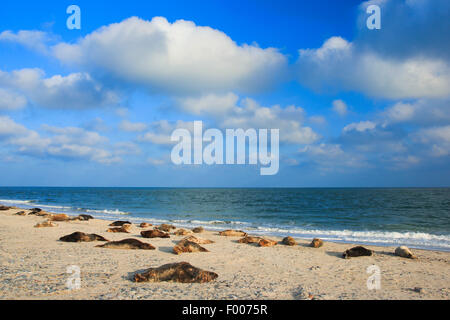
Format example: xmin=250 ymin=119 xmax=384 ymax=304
xmin=0 ymin=30 xmax=55 ymax=54
xmin=119 ymin=120 xmax=148 ymax=132
xmin=343 ymin=121 xmax=377 ymax=133
xmin=332 ymin=99 xmax=348 ymax=116
xmin=0 ymin=68 xmax=119 ymax=109
xmin=0 ymin=88 xmax=27 ymax=110
xmin=176 ymin=94 xmax=319 ymax=145
xmin=138 ymin=120 xmax=195 ymax=145
xmin=296 ymin=36 xmax=450 ymax=99
xmin=0 ymin=116 xmax=127 ymax=164
xmin=177 ymin=92 xmax=238 ymax=116
xmin=52 ymin=16 xmax=287 ymax=95
xmin=414 ymin=125 xmax=450 ymax=157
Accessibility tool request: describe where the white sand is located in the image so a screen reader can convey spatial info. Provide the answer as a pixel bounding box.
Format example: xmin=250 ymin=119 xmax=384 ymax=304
xmin=0 ymin=208 xmax=449 ymax=300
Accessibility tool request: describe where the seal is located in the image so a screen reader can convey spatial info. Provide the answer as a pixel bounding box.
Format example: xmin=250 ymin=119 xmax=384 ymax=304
xmin=238 ymin=236 xmax=263 ymax=244
xmin=133 ymin=262 xmax=218 ymax=283
xmin=141 ymin=229 xmax=170 ymax=238
xmin=180 ymin=235 xmax=214 ymax=244
xmin=34 ymin=221 xmax=58 ymax=228
xmin=109 ymin=220 xmax=132 ymax=226
xmin=192 ymin=227 xmax=204 ymax=233
xmin=258 ymin=239 xmax=278 ymax=247
xmin=139 ymin=222 xmax=152 ymax=228
xmin=107 ymin=224 xmax=131 ymax=233
xmin=173 ymin=240 xmax=209 ymax=254
xmin=343 ymin=246 xmax=373 ymax=259
xmin=156 ymin=224 xmax=176 ymax=232
xmin=310 ymin=238 xmax=324 ymax=248
xmin=282 ymin=236 xmax=297 ymax=246
xmin=395 ymin=246 xmax=418 ymax=259
xmin=219 ymin=230 xmax=247 ymax=237
xmin=96 ymin=238 xmax=155 ymax=250
xmin=59 ymin=232 xmax=109 ymax=242
xmin=174 ymin=228 xmax=190 ymax=236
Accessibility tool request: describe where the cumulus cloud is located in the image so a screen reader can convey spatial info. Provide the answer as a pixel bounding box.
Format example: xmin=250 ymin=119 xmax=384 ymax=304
xmin=382 ymin=99 xmax=450 ymax=126
xmin=332 ymin=99 xmax=348 ymax=116
xmin=0 ymin=68 xmax=119 ymax=109
xmin=51 ymin=17 xmax=287 ymax=95
xmin=176 ymin=94 xmax=319 ymax=145
xmin=0 ymin=116 xmax=131 ymax=164
xmin=296 ymin=36 xmax=450 ymax=99
xmin=138 ymin=120 xmax=195 ymax=145
xmin=0 ymin=30 xmax=56 ymax=54
xmin=343 ymin=121 xmax=377 ymax=133
xmin=119 ymin=120 xmax=148 ymax=132
xmin=414 ymin=125 xmax=450 ymax=157
xmin=0 ymin=88 xmax=27 ymax=110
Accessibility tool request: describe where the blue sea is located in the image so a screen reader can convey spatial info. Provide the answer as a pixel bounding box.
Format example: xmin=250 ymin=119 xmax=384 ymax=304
xmin=1 ymin=187 xmax=449 ymax=251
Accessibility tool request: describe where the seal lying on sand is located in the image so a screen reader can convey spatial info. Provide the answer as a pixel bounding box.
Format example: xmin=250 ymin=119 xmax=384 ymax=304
xmin=310 ymin=238 xmax=324 ymax=248
xmin=0 ymin=205 xmax=12 ymax=211
xmin=59 ymin=232 xmax=109 ymax=242
xmin=34 ymin=221 xmax=58 ymax=228
xmin=107 ymin=224 xmax=131 ymax=233
xmin=238 ymin=236 xmax=263 ymax=244
xmin=181 ymin=235 xmax=214 ymax=244
xmin=174 ymin=228 xmax=190 ymax=236
xmin=258 ymin=239 xmax=278 ymax=247
xmin=173 ymin=240 xmax=209 ymax=255
xmin=343 ymin=246 xmax=373 ymax=259
xmin=139 ymin=222 xmax=152 ymax=228
xmin=192 ymin=227 xmax=204 ymax=233
xmin=282 ymin=236 xmax=297 ymax=246
xmin=219 ymin=230 xmax=247 ymax=237
xmin=96 ymin=238 xmax=155 ymax=250
xmin=133 ymin=262 xmax=218 ymax=283
xmin=395 ymin=246 xmax=418 ymax=259
xmin=27 ymin=208 xmax=42 ymax=215
xmin=141 ymin=229 xmax=170 ymax=238
xmin=49 ymin=214 xmax=70 ymax=221
xmin=109 ymin=220 xmax=131 ymax=226
xmin=72 ymin=214 xmax=94 ymax=221
xmin=156 ymin=224 xmax=176 ymax=232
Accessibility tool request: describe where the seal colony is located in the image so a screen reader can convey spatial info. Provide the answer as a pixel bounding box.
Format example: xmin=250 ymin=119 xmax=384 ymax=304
xmin=0 ymin=206 xmax=448 ymax=300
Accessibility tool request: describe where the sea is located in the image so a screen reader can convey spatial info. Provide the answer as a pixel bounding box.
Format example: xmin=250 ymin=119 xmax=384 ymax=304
xmin=0 ymin=187 xmax=449 ymax=251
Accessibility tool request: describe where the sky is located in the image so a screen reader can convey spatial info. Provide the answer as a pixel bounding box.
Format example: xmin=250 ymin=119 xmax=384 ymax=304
xmin=0 ymin=0 xmax=449 ymax=187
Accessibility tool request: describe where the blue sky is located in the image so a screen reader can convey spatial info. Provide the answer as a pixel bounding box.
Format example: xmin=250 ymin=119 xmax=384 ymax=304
xmin=0 ymin=0 xmax=449 ymax=187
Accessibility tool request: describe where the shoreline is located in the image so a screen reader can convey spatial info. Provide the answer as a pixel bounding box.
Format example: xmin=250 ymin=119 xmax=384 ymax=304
xmin=0 ymin=206 xmax=449 ymax=300
xmin=1 ymin=199 xmax=449 ymax=253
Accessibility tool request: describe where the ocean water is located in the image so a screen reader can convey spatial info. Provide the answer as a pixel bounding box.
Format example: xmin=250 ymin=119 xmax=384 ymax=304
xmin=1 ymin=187 xmax=449 ymax=251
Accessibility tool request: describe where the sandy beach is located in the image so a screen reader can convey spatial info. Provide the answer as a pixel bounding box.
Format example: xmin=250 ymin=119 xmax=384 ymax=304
xmin=0 ymin=207 xmax=448 ymax=300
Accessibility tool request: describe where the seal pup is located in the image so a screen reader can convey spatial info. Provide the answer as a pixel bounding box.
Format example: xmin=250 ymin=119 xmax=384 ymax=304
xmin=395 ymin=246 xmax=418 ymax=259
